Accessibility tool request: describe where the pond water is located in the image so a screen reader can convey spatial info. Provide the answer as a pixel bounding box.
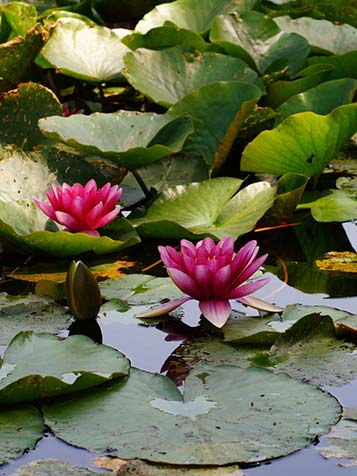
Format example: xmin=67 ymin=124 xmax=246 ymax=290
xmin=1 ymin=223 xmax=357 ymax=475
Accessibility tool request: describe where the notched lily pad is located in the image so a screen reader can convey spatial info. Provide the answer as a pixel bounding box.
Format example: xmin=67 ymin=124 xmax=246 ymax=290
xmin=0 ymin=331 xmax=130 ymax=404
xmin=43 ymin=365 xmax=340 ymax=465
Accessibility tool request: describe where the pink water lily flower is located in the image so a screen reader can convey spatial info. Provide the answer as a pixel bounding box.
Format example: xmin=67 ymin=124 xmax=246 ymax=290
xmin=33 ymin=179 xmax=122 ymax=237
xmin=138 ymin=237 xmax=283 ymax=328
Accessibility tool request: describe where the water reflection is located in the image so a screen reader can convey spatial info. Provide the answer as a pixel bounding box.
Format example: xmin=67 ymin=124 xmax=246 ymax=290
xmin=67 ymin=319 xmax=103 ymax=344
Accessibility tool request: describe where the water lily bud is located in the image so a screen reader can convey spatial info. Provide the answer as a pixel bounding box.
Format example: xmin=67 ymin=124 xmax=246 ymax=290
xmin=66 ymin=260 xmax=101 ymax=320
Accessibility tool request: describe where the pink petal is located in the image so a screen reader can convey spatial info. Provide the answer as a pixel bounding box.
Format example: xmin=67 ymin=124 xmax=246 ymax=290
xmin=55 ymin=211 xmax=79 ymax=229
xmin=199 ymin=300 xmax=232 ymax=328
xmin=193 ymin=264 xmax=212 ymax=299
xmin=229 ymin=253 xmax=268 ymax=289
xmin=77 ymin=229 xmax=100 ymax=237
xmin=180 ymin=239 xmax=196 ymax=258
xmin=84 ymin=179 xmax=97 ymax=194
xmin=94 ymin=206 xmax=120 ymax=228
xmin=167 ymin=268 xmax=202 ymax=299
xmin=200 ymin=237 xmax=216 ymax=254
xmin=136 ymin=296 xmax=192 ymax=318
xmin=97 ymin=182 xmax=111 ymax=203
xmin=103 ymin=187 xmax=122 ymax=212
xmin=227 ymin=277 xmax=270 ymax=299
xmin=32 ymin=198 xmax=56 ymax=220
xmin=71 ymin=196 xmax=86 ymax=218
xmin=213 ymin=264 xmax=232 ymax=296
xmin=159 ymin=246 xmax=182 ymax=268
xmin=85 ymin=202 xmax=104 ymax=227
xmin=216 ymin=236 xmax=234 ymax=257
xmin=238 ymin=295 xmax=284 ymax=312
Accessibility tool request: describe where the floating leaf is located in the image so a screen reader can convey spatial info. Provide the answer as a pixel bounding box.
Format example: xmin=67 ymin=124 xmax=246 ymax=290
xmin=99 ymin=273 xmax=182 ymax=304
xmin=0 ymin=406 xmax=43 ymax=466
xmin=131 ymin=178 xmax=276 ymax=240
xmin=0 ymin=82 xmax=62 ymax=149
xmin=241 ymin=104 xmax=357 ymax=176
xmin=275 ymin=16 xmax=357 ymax=54
xmin=124 ymin=46 xmax=259 ymax=107
xmin=315 ymin=252 xmax=357 ymax=274
xmin=39 ymin=111 xmax=194 ymax=169
xmin=0 ymin=23 xmax=49 ymax=91
xmin=210 ymin=12 xmax=310 ymax=76
xmin=298 ymin=190 xmax=357 ymax=222
xmin=276 ymin=78 xmax=357 ymax=125
xmin=0 ymin=149 xmax=140 ymax=257
xmin=0 ymin=2 xmax=37 ymax=36
xmin=168 ymin=81 xmax=262 ymax=169
xmin=43 ymin=365 xmax=340 ymax=465
xmin=0 ymin=331 xmax=130 ymax=404
xmin=0 ymin=293 xmax=71 ymax=346
xmin=307 ymin=51 xmax=357 ymax=81
xmin=13 ymin=459 xmax=109 ymax=476
xmin=41 ymin=18 xmax=130 ymax=82
xmin=135 ymin=0 xmax=255 ymax=34
xmin=268 ymin=313 xmax=357 ymax=386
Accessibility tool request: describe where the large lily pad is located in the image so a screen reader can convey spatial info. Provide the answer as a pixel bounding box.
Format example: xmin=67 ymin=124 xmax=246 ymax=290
xmin=135 ymin=0 xmax=255 ymax=34
xmin=0 ymin=23 xmax=49 ymax=91
xmin=40 ymin=18 xmax=131 ymax=82
xmin=268 ymin=313 xmax=357 ymax=386
xmin=0 ymin=149 xmax=140 ymax=257
xmin=13 ymin=460 xmax=108 ymax=476
xmin=298 ymin=189 xmax=357 ymax=222
xmin=241 ymin=104 xmax=357 ymax=176
xmin=0 ymin=405 xmax=44 ymax=466
xmin=0 ymin=331 xmax=130 ymax=404
xmin=276 ymin=78 xmax=357 ymax=125
xmin=0 ymin=82 xmax=62 ymax=149
xmin=168 ymin=81 xmax=262 ymax=169
xmin=210 ymin=12 xmax=310 ymax=76
xmin=275 ymin=16 xmax=357 ymax=54
xmin=307 ymin=51 xmax=357 ymax=81
xmin=0 ymin=293 xmax=71 ymax=346
xmin=0 ymin=2 xmax=37 ymax=36
xmin=124 ymin=46 xmax=259 ymax=107
xmin=131 ymin=177 xmax=276 ymax=240
xmin=39 ymin=111 xmax=194 ymax=169
xmin=43 ymin=365 xmax=340 ymax=465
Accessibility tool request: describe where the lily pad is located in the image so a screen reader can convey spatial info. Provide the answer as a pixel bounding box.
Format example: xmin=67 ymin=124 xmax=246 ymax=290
xmin=135 ymin=0 xmax=255 ymax=34
xmin=318 ymin=408 xmax=357 ymax=467
xmin=0 ymin=293 xmax=71 ymax=346
xmin=0 ymin=2 xmax=37 ymax=36
xmin=168 ymin=81 xmax=262 ymax=170
xmin=40 ymin=18 xmax=131 ymax=82
xmin=131 ymin=177 xmax=276 ymax=240
xmin=315 ymin=252 xmax=357 ymax=274
xmin=39 ymin=111 xmax=194 ymax=169
xmin=268 ymin=313 xmax=357 ymax=386
xmin=0 ymin=82 xmax=62 ymax=149
xmin=298 ymin=189 xmax=357 ymax=222
xmin=307 ymin=51 xmax=357 ymax=81
xmin=241 ymin=104 xmax=357 ymax=176
xmin=210 ymin=12 xmax=310 ymax=76
xmin=43 ymin=365 xmax=340 ymax=465
xmin=13 ymin=460 xmax=107 ymax=476
xmin=0 ymin=405 xmax=44 ymax=466
xmin=124 ymin=46 xmax=259 ymax=107
xmin=275 ymin=16 xmax=357 ymax=54
xmin=0 ymin=150 xmax=140 ymax=257
xmin=0 ymin=331 xmax=130 ymax=404
xmin=0 ymin=23 xmax=49 ymax=91
xmin=99 ymin=273 xmax=182 ymax=304
xmin=276 ymin=78 xmax=357 ymax=125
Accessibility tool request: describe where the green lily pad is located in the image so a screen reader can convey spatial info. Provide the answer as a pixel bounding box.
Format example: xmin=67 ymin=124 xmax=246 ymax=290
xmin=0 ymin=82 xmax=62 ymax=149
xmin=135 ymin=0 xmax=255 ymax=34
xmin=0 ymin=149 xmax=140 ymax=257
xmin=40 ymin=18 xmax=130 ymax=82
xmin=124 ymin=46 xmax=259 ymax=107
xmin=0 ymin=23 xmax=49 ymax=91
xmin=307 ymin=51 xmax=357 ymax=81
xmin=0 ymin=405 xmax=44 ymax=466
xmin=298 ymin=189 xmax=357 ymax=222
xmin=122 ymin=25 xmax=213 ymax=52
xmin=39 ymin=111 xmax=194 ymax=169
xmin=275 ymin=16 xmax=357 ymax=54
xmin=99 ymin=273 xmax=182 ymax=304
xmin=268 ymin=313 xmax=357 ymax=386
xmin=0 ymin=1 xmax=37 ymax=36
xmin=276 ymin=78 xmax=357 ymax=125
xmin=0 ymin=293 xmax=71 ymax=346
xmin=168 ymin=81 xmax=262 ymax=169
xmin=210 ymin=12 xmax=310 ymax=76
xmin=318 ymin=408 xmax=357 ymax=467
xmin=43 ymin=365 xmax=340 ymax=465
xmin=13 ymin=460 xmax=108 ymax=476
xmin=121 ymin=154 xmax=209 ymax=206
xmin=0 ymin=331 xmax=130 ymax=404
xmin=241 ymin=104 xmax=357 ymax=176
xmin=131 ymin=177 xmax=276 ymax=240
